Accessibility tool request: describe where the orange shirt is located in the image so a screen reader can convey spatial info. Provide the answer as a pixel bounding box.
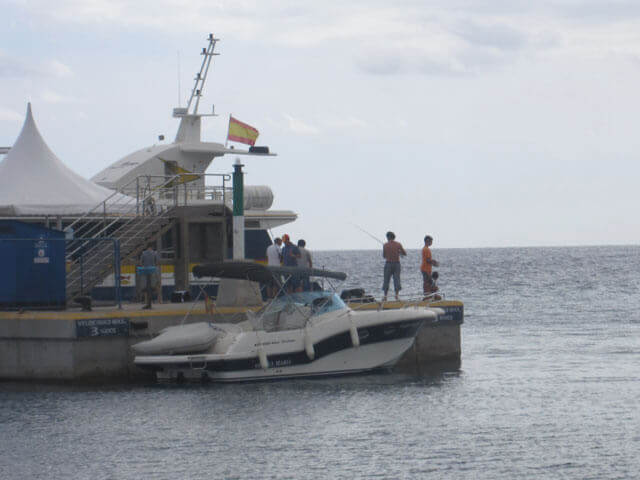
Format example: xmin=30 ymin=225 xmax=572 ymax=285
xmin=421 ymin=246 xmax=432 ymax=274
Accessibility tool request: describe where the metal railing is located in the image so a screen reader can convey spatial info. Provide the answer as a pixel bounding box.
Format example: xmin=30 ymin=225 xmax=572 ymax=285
xmin=120 ymin=174 xmax=232 ymax=210
xmin=64 ymin=174 xmax=177 ymax=252
xmin=64 ymin=173 xmax=230 ymax=257
xmin=63 ymin=173 xmax=231 ymax=302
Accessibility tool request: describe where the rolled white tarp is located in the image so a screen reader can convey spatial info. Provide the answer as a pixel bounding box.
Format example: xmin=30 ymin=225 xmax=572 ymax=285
xmin=132 ymin=322 xmax=221 ymax=355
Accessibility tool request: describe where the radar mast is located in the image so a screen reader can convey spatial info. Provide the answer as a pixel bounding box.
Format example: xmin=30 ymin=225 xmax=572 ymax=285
xmin=173 ymin=34 xmax=220 ymax=142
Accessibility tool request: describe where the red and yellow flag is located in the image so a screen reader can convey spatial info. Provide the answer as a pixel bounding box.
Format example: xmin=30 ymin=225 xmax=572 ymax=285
xmin=227 ymin=116 xmax=259 ymax=146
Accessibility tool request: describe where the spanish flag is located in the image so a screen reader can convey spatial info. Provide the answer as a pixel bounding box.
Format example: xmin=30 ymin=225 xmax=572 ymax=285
xmin=227 ymin=116 xmax=259 ymax=146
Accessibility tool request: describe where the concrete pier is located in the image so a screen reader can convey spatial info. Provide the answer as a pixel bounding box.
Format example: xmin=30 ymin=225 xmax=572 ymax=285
xmin=0 ymin=300 xmax=463 ymax=382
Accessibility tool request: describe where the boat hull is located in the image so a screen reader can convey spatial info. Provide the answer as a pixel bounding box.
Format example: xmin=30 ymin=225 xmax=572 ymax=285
xmin=155 ymin=336 xmax=417 ymax=382
xmin=137 ymin=313 xmax=428 ymax=382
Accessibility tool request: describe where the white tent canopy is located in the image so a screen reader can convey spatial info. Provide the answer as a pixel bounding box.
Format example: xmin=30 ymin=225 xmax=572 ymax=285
xmin=0 ymin=104 xmax=123 ymax=216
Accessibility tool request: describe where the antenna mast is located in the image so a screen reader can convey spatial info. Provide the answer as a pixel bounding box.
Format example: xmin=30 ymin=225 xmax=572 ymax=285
xmin=177 ymin=51 xmax=181 ymax=107
xmin=185 ymin=33 xmax=220 ymax=116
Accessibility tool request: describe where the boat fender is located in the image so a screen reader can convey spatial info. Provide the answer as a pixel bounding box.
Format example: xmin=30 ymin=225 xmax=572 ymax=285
xmin=258 ymin=348 xmax=269 ymax=370
xmin=304 ymin=328 xmax=315 ymax=360
xmin=350 ymin=320 xmax=360 ymax=348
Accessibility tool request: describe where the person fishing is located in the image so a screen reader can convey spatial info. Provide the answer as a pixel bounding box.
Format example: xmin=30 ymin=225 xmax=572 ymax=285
xmin=382 ymin=231 xmax=406 ymax=301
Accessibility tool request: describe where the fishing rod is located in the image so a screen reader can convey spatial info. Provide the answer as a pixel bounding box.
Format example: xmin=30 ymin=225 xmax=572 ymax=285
xmin=351 ymin=223 xmax=384 ymax=246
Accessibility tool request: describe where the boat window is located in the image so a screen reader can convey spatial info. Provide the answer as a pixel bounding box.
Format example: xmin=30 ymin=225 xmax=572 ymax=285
xmin=297 ymin=292 xmax=345 ymax=316
xmin=258 ymin=291 xmax=346 ymax=319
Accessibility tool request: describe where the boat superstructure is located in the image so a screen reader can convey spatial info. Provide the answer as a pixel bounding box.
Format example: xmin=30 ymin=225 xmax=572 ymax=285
xmin=96 ymin=37 xmax=251 ymax=190
xmin=81 ymin=35 xmax=298 ymax=300
xmin=92 ymin=34 xmax=295 ymax=230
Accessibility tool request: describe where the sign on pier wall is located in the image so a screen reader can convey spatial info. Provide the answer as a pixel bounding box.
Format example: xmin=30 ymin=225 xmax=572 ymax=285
xmin=76 ymin=318 xmax=129 ymax=338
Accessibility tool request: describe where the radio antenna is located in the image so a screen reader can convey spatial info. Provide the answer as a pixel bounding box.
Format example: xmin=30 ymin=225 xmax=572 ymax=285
xmin=177 ymin=50 xmax=181 ymax=107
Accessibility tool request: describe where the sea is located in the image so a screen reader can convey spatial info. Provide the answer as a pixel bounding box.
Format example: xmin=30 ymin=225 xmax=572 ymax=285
xmin=1 ymin=246 xmax=639 ymax=479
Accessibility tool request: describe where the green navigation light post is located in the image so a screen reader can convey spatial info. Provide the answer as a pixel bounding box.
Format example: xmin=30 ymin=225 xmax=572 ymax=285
xmin=232 ymin=158 xmax=245 ymax=260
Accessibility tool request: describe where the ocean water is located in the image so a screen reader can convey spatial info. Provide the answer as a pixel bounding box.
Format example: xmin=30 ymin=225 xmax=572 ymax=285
xmin=1 ymin=246 xmax=639 ymax=479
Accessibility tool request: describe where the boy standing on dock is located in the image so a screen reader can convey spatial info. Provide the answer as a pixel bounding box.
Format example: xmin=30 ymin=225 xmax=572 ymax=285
xmin=382 ymin=231 xmax=406 ymax=301
xmin=421 ymin=235 xmax=439 ymax=299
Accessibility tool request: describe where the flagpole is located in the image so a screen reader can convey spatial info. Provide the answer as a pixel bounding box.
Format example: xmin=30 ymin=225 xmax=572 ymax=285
xmin=225 ymin=113 xmax=231 ymax=148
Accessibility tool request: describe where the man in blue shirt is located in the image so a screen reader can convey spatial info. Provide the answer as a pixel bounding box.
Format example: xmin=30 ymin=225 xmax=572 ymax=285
xmin=280 ymin=234 xmax=300 ymax=291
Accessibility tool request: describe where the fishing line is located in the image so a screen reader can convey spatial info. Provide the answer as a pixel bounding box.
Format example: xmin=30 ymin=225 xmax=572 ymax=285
xmin=351 ymin=223 xmax=384 ymax=246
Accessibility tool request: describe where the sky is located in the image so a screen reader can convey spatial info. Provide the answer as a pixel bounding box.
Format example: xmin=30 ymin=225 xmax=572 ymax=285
xmin=1 ymin=0 xmax=640 ymax=250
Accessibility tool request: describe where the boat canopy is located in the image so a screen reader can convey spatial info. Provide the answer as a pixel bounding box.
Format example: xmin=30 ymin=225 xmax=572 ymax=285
xmin=192 ymin=261 xmax=347 ymax=282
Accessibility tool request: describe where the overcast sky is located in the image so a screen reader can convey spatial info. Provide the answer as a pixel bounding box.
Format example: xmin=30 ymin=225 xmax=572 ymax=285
xmin=2 ymin=1 xmax=640 ymax=250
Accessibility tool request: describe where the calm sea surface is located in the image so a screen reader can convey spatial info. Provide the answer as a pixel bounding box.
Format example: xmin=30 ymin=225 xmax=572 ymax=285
xmin=1 ymin=246 xmax=639 ymax=479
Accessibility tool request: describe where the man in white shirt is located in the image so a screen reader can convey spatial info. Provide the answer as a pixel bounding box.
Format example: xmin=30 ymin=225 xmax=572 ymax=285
xmin=265 ymin=237 xmax=282 ymax=297
xmin=266 ymin=237 xmax=282 ymax=266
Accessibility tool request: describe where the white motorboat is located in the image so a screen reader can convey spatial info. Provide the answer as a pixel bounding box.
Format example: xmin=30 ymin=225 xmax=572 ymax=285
xmin=133 ymin=262 xmax=443 ymax=382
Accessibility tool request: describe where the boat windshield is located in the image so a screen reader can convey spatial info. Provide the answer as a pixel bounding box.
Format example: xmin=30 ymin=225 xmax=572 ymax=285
xmin=271 ymin=291 xmax=345 ymax=316
xmin=253 ymin=291 xmax=346 ymax=332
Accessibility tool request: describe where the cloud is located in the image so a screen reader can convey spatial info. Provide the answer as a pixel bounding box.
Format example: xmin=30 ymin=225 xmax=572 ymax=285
xmin=352 ymin=15 xmax=565 ymax=76
xmin=355 ymin=51 xmax=406 ymax=76
xmin=0 ymin=52 xmax=42 ymax=77
xmin=0 ymin=106 xmax=23 ymax=123
xmin=554 ymin=0 xmax=640 ymax=22
xmin=0 ymin=52 xmax=73 ymax=78
xmin=15 ymin=1 xmax=640 ymax=34
xmin=321 ymin=115 xmax=367 ymax=130
xmin=356 ymin=48 xmax=469 ymax=76
xmin=452 ymin=20 xmax=528 ymax=50
xmin=40 ymin=89 xmax=79 ymax=104
xmin=10 ymin=0 xmax=640 ymax=77
xmin=48 ymin=60 xmax=74 ymax=78
xmin=355 ymin=43 xmax=517 ymax=76
xmin=282 ymin=113 xmax=319 ymax=135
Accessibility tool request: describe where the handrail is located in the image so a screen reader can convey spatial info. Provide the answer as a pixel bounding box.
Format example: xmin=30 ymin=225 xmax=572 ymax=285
xmin=65 ymin=172 xmax=231 ymax=237
xmin=64 ymin=174 xmax=181 ymax=234
xmin=64 ymin=172 xmax=231 ymax=294
xmin=64 ymin=174 xmax=183 ymax=260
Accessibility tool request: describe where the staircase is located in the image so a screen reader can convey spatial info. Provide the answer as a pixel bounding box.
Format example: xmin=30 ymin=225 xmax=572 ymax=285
xmin=64 ymin=175 xmax=181 ymax=303
xmin=65 ymin=214 xmax=174 ymax=301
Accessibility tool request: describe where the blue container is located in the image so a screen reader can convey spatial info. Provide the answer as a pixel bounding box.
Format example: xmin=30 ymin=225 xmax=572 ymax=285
xmin=0 ymin=220 xmax=66 ymax=309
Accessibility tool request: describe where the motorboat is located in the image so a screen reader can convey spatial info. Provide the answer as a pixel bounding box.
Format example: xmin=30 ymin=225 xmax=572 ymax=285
xmin=132 ymin=262 xmax=444 ymax=382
